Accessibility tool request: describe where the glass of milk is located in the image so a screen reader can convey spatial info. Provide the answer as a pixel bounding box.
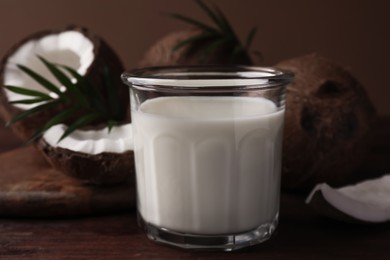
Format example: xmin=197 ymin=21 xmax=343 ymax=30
xmin=121 ymin=66 xmax=293 ymax=251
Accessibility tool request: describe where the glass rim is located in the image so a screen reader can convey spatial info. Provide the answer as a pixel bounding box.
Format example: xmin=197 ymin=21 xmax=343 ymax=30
xmin=122 ymin=65 xmax=293 ymax=91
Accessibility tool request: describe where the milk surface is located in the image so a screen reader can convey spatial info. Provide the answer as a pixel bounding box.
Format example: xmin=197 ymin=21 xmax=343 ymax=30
xmin=132 ymin=96 xmax=284 ymax=234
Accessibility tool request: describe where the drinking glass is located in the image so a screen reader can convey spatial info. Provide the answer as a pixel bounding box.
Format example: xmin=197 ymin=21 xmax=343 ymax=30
xmin=122 ymin=66 xmax=293 ymax=251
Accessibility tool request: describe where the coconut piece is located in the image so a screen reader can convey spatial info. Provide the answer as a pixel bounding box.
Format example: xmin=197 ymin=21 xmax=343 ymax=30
xmin=138 ymin=29 xmax=253 ymax=67
xmin=306 ymin=175 xmax=390 ymax=223
xmin=38 ymin=123 xmax=134 ymax=186
xmin=276 ymin=54 xmax=377 ymax=191
xmin=0 ymin=26 xmax=128 ymax=141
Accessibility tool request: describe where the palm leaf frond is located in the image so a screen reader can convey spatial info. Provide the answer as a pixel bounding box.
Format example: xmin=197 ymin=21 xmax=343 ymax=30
xmin=170 ymin=0 xmax=258 ymax=65
xmin=4 ymin=85 xmax=52 ymax=99
xmin=172 ymin=33 xmax=218 ymax=52
xmin=245 ymin=27 xmax=257 ymax=50
xmin=58 ymin=113 xmax=100 ymax=142
xmin=59 ymin=65 xmax=109 ymax=117
xmin=16 ymin=64 xmax=62 ymax=96
xmin=28 ymin=105 xmax=80 ymax=143
xmin=210 ymin=3 xmax=236 ymax=38
xmin=38 ymin=56 xmax=88 ymax=108
xmin=169 ymin=13 xmax=218 ymax=33
xmin=7 ymin=54 xmax=126 ymax=143
xmin=195 ymin=0 xmax=228 ymax=34
xmin=9 ymin=97 xmax=51 ymax=104
xmin=6 ymin=100 xmax=61 ymax=126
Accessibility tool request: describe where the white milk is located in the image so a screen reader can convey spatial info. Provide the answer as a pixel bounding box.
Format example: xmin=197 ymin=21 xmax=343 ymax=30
xmin=132 ymin=96 xmax=284 ymax=235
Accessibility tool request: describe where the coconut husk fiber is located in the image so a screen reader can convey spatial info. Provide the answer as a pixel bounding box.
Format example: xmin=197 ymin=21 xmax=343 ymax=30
xmin=277 ymin=53 xmax=376 ymax=191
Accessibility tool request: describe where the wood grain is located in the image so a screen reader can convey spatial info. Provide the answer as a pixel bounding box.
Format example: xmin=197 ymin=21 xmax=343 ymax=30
xmin=0 ymin=117 xmax=389 ymax=258
xmin=0 ymin=121 xmax=23 ymax=153
xmin=0 ymin=146 xmax=136 ymax=217
xmin=0 ymin=194 xmax=389 ymax=259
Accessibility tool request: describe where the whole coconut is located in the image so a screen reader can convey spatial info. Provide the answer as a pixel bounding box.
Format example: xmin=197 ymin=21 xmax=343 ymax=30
xmin=139 ymin=29 xmax=253 ymax=67
xmin=277 ymin=54 xmax=376 ymax=191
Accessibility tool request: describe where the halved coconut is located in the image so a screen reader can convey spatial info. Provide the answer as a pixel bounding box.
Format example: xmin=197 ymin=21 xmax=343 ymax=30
xmin=0 ymin=26 xmax=134 ymax=186
xmin=38 ymin=123 xmax=135 ymax=186
xmin=0 ymin=26 xmax=128 ymax=140
xmin=306 ymin=175 xmax=390 ymax=223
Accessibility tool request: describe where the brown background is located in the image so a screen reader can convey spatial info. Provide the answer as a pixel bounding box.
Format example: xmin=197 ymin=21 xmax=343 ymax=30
xmin=0 ymin=0 xmax=389 ymax=115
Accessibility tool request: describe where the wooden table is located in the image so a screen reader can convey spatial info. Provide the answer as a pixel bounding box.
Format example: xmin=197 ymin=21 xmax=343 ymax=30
xmin=0 ymin=118 xmax=389 ymax=259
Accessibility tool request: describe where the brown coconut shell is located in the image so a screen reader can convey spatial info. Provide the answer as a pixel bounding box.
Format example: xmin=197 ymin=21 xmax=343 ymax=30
xmin=277 ymin=53 xmax=377 ymax=191
xmin=38 ymin=138 xmax=135 ymax=186
xmin=0 ymin=26 xmax=129 ymax=141
xmin=138 ymin=29 xmax=253 ymax=67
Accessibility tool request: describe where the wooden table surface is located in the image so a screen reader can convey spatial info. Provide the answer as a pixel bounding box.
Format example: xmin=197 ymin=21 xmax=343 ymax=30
xmin=0 ymin=118 xmax=390 ymax=259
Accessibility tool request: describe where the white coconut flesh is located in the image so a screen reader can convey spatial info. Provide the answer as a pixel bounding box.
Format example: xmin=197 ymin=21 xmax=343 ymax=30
xmin=306 ymin=175 xmax=390 ymax=223
xmin=43 ymin=123 xmax=133 ymax=155
xmin=3 ymin=31 xmax=94 ymax=110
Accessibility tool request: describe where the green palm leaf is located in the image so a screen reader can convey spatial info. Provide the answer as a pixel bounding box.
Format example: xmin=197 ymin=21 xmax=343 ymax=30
xmin=6 ymin=100 xmax=61 ymax=126
xmin=169 ymin=13 xmax=218 ymax=33
xmin=58 ymin=65 xmax=87 ymax=85
xmin=28 ymin=105 xmax=80 ymax=142
xmin=195 ymin=0 xmax=228 ymax=34
xmin=107 ymin=120 xmax=117 ymax=133
xmin=245 ymin=27 xmax=257 ymax=50
xmin=172 ymin=33 xmax=217 ymax=52
xmin=7 ymin=54 xmax=127 ymax=143
xmin=211 ymin=4 xmax=236 ymax=38
xmin=16 ymin=64 xmax=62 ymax=96
xmin=38 ymin=55 xmax=73 ymax=88
xmin=60 ymin=65 xmax=109 ymax=117
xmin=4 ymin=85 xmax=52 ymax=99
xmin=38 ymin=56 xmax=88 ymax=108
xmin=9 ymin=97 xmax=51 ymax=104
xmin=230 ymin=44 xmax=245 ymax=63
xmin=170 ymin=0 xmax=257 ymax=65
xmin=58 ymin=113 xmax=100 ymax=142
xmin=200 ymin=37 xmax=227 ymax=62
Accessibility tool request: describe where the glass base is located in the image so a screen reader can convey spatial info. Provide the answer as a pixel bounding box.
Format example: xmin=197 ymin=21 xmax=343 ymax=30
xmin=138 ymin=212 xmax=278 ymax=251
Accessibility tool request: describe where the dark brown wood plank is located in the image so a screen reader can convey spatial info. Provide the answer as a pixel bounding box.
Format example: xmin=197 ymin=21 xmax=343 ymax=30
xmin=0 ymin=121 xmax=23 ymax=153
xmin=0 ymin=146 xmax=136 ymax=217
xmin=0 ymin=117 xmax=389 ymax=259
xmin=0 ymin=194 xmax=389 ymax=259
